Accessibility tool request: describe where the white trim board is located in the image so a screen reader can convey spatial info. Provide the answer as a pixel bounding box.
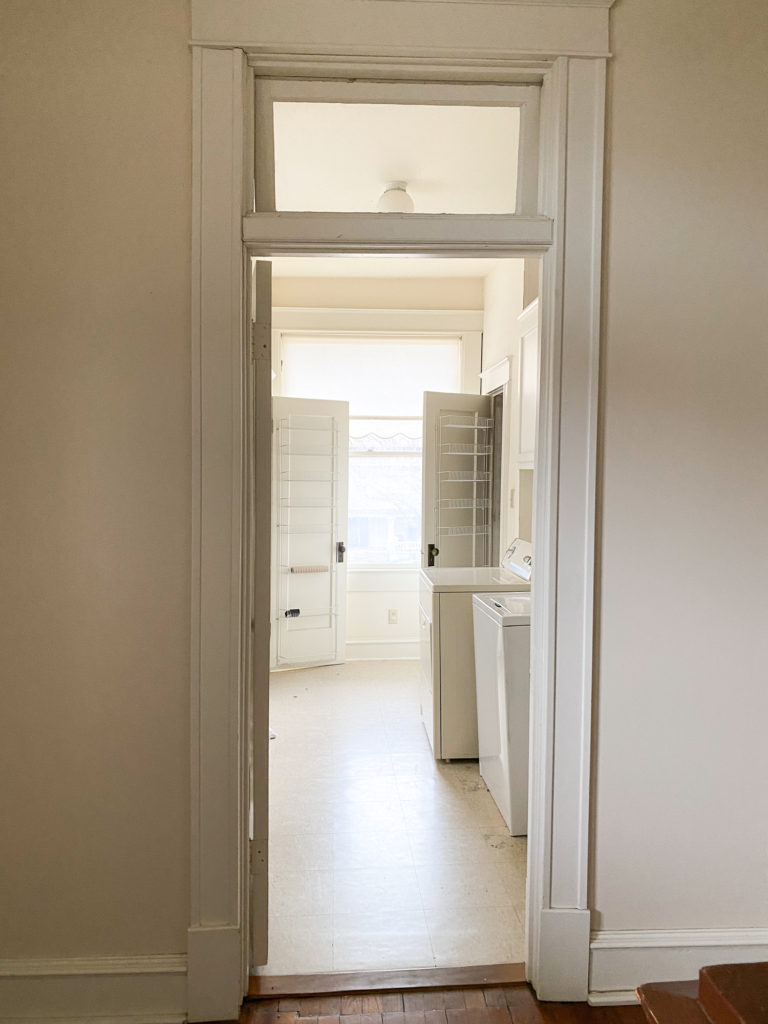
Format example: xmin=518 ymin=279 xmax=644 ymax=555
xmin=588 ymin=928 xmax=768 ymax=1005
xmin=0 ymin=956 xmax=186 ymax=1023
xmin=191 ymin=0 xmax=613 ymax=60
xmin=243 ymin=213 xmax=552 ymax=255
xmin=0 ymin=957 xmax=186 ymax=978
xmin=0 ymin=1018 xmax=184 ymax=1024
xmin=346 ymin=639 xmax=419 ymax=660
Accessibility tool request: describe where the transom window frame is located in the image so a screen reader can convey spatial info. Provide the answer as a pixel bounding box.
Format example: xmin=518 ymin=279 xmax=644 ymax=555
xmin=254 ymin=78 xmax=541 ymax=217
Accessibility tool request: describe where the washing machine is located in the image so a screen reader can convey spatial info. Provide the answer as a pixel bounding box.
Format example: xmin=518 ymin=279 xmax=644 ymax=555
xmin=472 ymin=591 xmax=531 ymax=836
xmin=418 ymin=539 xmax=532 ymax=759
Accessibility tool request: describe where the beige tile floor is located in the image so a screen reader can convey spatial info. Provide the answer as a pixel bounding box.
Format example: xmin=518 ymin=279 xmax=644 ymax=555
xmin=258 ymin=660 xmax=526 ymax=975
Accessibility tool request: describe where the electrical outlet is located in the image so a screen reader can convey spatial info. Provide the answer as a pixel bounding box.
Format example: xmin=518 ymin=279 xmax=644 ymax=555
xmin=388 ymin=608 xmax=398 ymax=625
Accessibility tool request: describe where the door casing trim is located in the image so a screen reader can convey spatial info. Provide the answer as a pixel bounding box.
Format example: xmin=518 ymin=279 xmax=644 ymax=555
xmin=190 ymin=42 xmax=607 ymax=1021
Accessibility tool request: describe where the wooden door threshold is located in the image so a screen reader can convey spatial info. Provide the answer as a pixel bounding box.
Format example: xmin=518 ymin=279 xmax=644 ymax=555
xmin=248 ymin=963 xmax=527 ymax=998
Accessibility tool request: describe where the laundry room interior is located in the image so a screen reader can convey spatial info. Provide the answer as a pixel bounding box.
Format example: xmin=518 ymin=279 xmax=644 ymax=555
xmin=254 ymin=89 xmax=543 ymax=978
xmin=261 ymin=251 xmax=541 ymax=976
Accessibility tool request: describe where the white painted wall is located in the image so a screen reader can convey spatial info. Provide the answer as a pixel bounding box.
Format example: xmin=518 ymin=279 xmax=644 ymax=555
xmin=0 ymin=0 xmax=191 ymax=973
xmin=346 ymin=570 xmax=420 ymax=660
xmin=591 ymin=0 xmax=768 ymax=970
xmin=481 ymin=261 xmax=525 ymax=371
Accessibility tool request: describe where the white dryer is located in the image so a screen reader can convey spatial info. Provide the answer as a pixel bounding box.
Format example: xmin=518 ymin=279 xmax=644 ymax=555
xmin=417 ymin=540 xmax=532 ymax=759
xmin=472 ymin=592 xmax=531 ymax=836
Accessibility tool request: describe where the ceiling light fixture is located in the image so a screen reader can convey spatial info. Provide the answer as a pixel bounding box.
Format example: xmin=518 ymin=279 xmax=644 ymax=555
xmin=376 ymin=180 xmax=415 ymax=214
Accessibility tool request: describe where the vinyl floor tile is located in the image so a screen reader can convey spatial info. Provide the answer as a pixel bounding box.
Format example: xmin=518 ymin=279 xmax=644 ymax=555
xmin=261 ymin=661 xmax=527 ymax=975
xmin=332 ymin=909 xmax=435 ymax=971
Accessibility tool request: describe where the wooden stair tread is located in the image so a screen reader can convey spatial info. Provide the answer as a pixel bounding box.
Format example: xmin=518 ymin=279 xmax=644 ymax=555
xmin=698 ymin=962 xmax=768 ymax=1024
xmin=636 ymin=981 xmax=709 ymax=1024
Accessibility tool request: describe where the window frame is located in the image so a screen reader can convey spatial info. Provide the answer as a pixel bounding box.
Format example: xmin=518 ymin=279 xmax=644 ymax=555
xmin=274 ymin=317 xmax=480 ymax=570
xmin=254 ymin=78 xmax=540 ymax=217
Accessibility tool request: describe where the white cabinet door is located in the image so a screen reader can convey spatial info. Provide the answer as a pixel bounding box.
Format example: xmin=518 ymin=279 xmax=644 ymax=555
xmin=422 ymin=391 xmax=493 ymax=568
xmin=271 ymin=396 xmax=349 ymax=667
xmin=518 ymin=307 xmax=539 ymax=467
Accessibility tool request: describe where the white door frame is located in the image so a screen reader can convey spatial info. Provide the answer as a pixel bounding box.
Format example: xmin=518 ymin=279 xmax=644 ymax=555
xmin=189 ymin=18 xmax=609 ymax=1022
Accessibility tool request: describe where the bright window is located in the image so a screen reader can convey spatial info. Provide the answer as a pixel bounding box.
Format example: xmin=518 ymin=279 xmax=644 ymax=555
xmin=280 ymin=334 xmax=462 ymax=565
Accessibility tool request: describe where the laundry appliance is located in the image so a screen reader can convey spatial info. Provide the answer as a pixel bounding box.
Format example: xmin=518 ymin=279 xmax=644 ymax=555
xmin=472 ymin=592 xmax=531 ymax=835
xmin=417 ymin=539 xmax=532 ymax=759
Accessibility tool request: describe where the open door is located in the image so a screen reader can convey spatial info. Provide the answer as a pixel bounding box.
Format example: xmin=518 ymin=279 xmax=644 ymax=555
xmin=422 ymin=391 xmax=494 ymax=568
xmin=270 ymin=397 xmax=349 ymax=668
xmin=249 ymin=261 xmax=272 ymax=969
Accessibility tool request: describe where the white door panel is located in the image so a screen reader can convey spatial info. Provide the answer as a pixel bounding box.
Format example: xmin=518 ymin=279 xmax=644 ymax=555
xmin=271 ymin=397 xmax=349 ymax=668
xmin=249 ymin=261 xmax=271 ymax=970
xmin=422 ymin=391 xmax=493 ymax=568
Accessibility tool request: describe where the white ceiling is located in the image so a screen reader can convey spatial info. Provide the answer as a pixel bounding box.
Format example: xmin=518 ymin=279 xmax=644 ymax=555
xmin=273 ymin=102 xmax=519 ymax=215
xmin=266 ymin=256 xmax=512 ymax=279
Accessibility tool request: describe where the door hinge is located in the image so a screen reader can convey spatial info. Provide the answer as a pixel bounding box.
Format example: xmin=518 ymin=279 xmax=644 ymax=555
xmin=250 ymin=321 xmax=270 ymax=362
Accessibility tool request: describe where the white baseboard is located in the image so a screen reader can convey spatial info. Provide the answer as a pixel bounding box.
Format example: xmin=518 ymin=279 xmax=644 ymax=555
xmin=534 ymin=909 xmax=591 ymax=1001
xmin=0 ymin=1017 xmax=184 ymax=1024
xmin=187 ymin=925 xmax=242 ymax=1024
xmin=345 ymin=638 xmax=419 ymax=660
xmin=589 ymin=927 xmax=768 ymax=1003
xmin=0 ymin=955 xmax=186 ymax=1022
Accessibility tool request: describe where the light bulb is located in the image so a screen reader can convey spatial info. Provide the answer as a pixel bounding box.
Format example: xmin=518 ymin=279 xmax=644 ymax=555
xmin=376 ymin=180 xmax=415 ymax=214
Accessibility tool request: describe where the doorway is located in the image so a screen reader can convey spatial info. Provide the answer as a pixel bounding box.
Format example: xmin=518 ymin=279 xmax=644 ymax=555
xmin=257 ymin=255 xmax=538 ymax=976
xmin=190 ymin=41 xmax=607 ymax=1016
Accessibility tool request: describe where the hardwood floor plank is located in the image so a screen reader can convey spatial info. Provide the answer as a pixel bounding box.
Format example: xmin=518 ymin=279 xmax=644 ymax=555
xmin=341 ymin=997 xmax=364 ymax=1015
xmin=424 ymin=1010 xmax=448 ymax=1024
xmin=462 ymin=991 xmax=487 ymax=1010
xmin=501 ymin=985 xmax=543 ymax=1023
xmin=403 ymin=1012 xmax=427 ymax=1024
xmin=243 ymin=983 xmax=644 ymax=1024
xmin=483 ymin=990 xmax=508 ymax=1009
xmin=361 ymin=997 xmax=384 ymax=1013
xmin=383 ymin=994 xmax=405 ymax=1013
xmin=404 ymin=995 xmax=426 ymax=1012
xmin=447 ymin=1010 xmax=511 ymax=1024
xmin=296 ymin=1000 xmax=322 ymax=1016
xmin=342 ymin=1013 xmax=383 ymax=1024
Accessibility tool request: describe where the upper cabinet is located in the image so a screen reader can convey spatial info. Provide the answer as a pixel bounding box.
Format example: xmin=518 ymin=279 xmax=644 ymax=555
xmin=517 ymin=299 xmax=539 ymax=469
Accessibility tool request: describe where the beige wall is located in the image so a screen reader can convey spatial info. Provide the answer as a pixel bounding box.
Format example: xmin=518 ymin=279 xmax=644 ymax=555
xmin=592 ymin=0 xmax=768 ymax=930
xmin=0 ymin=1 xmax=191 ymax=956
xmin=272 ymin=275 xmax=484 ymax=310
xmin=3 ymin=0 xmax=767 ymax=977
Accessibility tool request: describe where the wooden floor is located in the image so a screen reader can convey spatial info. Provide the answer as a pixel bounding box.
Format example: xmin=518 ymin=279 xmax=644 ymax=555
xmin=239 ymin=984 xmax=644 ymax=1024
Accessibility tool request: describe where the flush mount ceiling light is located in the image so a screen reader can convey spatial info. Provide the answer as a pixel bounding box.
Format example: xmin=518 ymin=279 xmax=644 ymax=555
xmin=376 ymin=180 xmax=415 ymax=213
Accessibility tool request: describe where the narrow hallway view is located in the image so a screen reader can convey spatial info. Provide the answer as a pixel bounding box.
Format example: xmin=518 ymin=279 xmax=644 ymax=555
xmin=260 ymin=661 xmax=527 ymax=976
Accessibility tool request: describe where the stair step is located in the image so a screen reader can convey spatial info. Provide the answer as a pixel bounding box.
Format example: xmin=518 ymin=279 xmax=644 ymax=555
xmin=636 ymin=980 xmax=709 ymax=1024
xmin=698 ymin=962 xmax=768 ymax=1024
